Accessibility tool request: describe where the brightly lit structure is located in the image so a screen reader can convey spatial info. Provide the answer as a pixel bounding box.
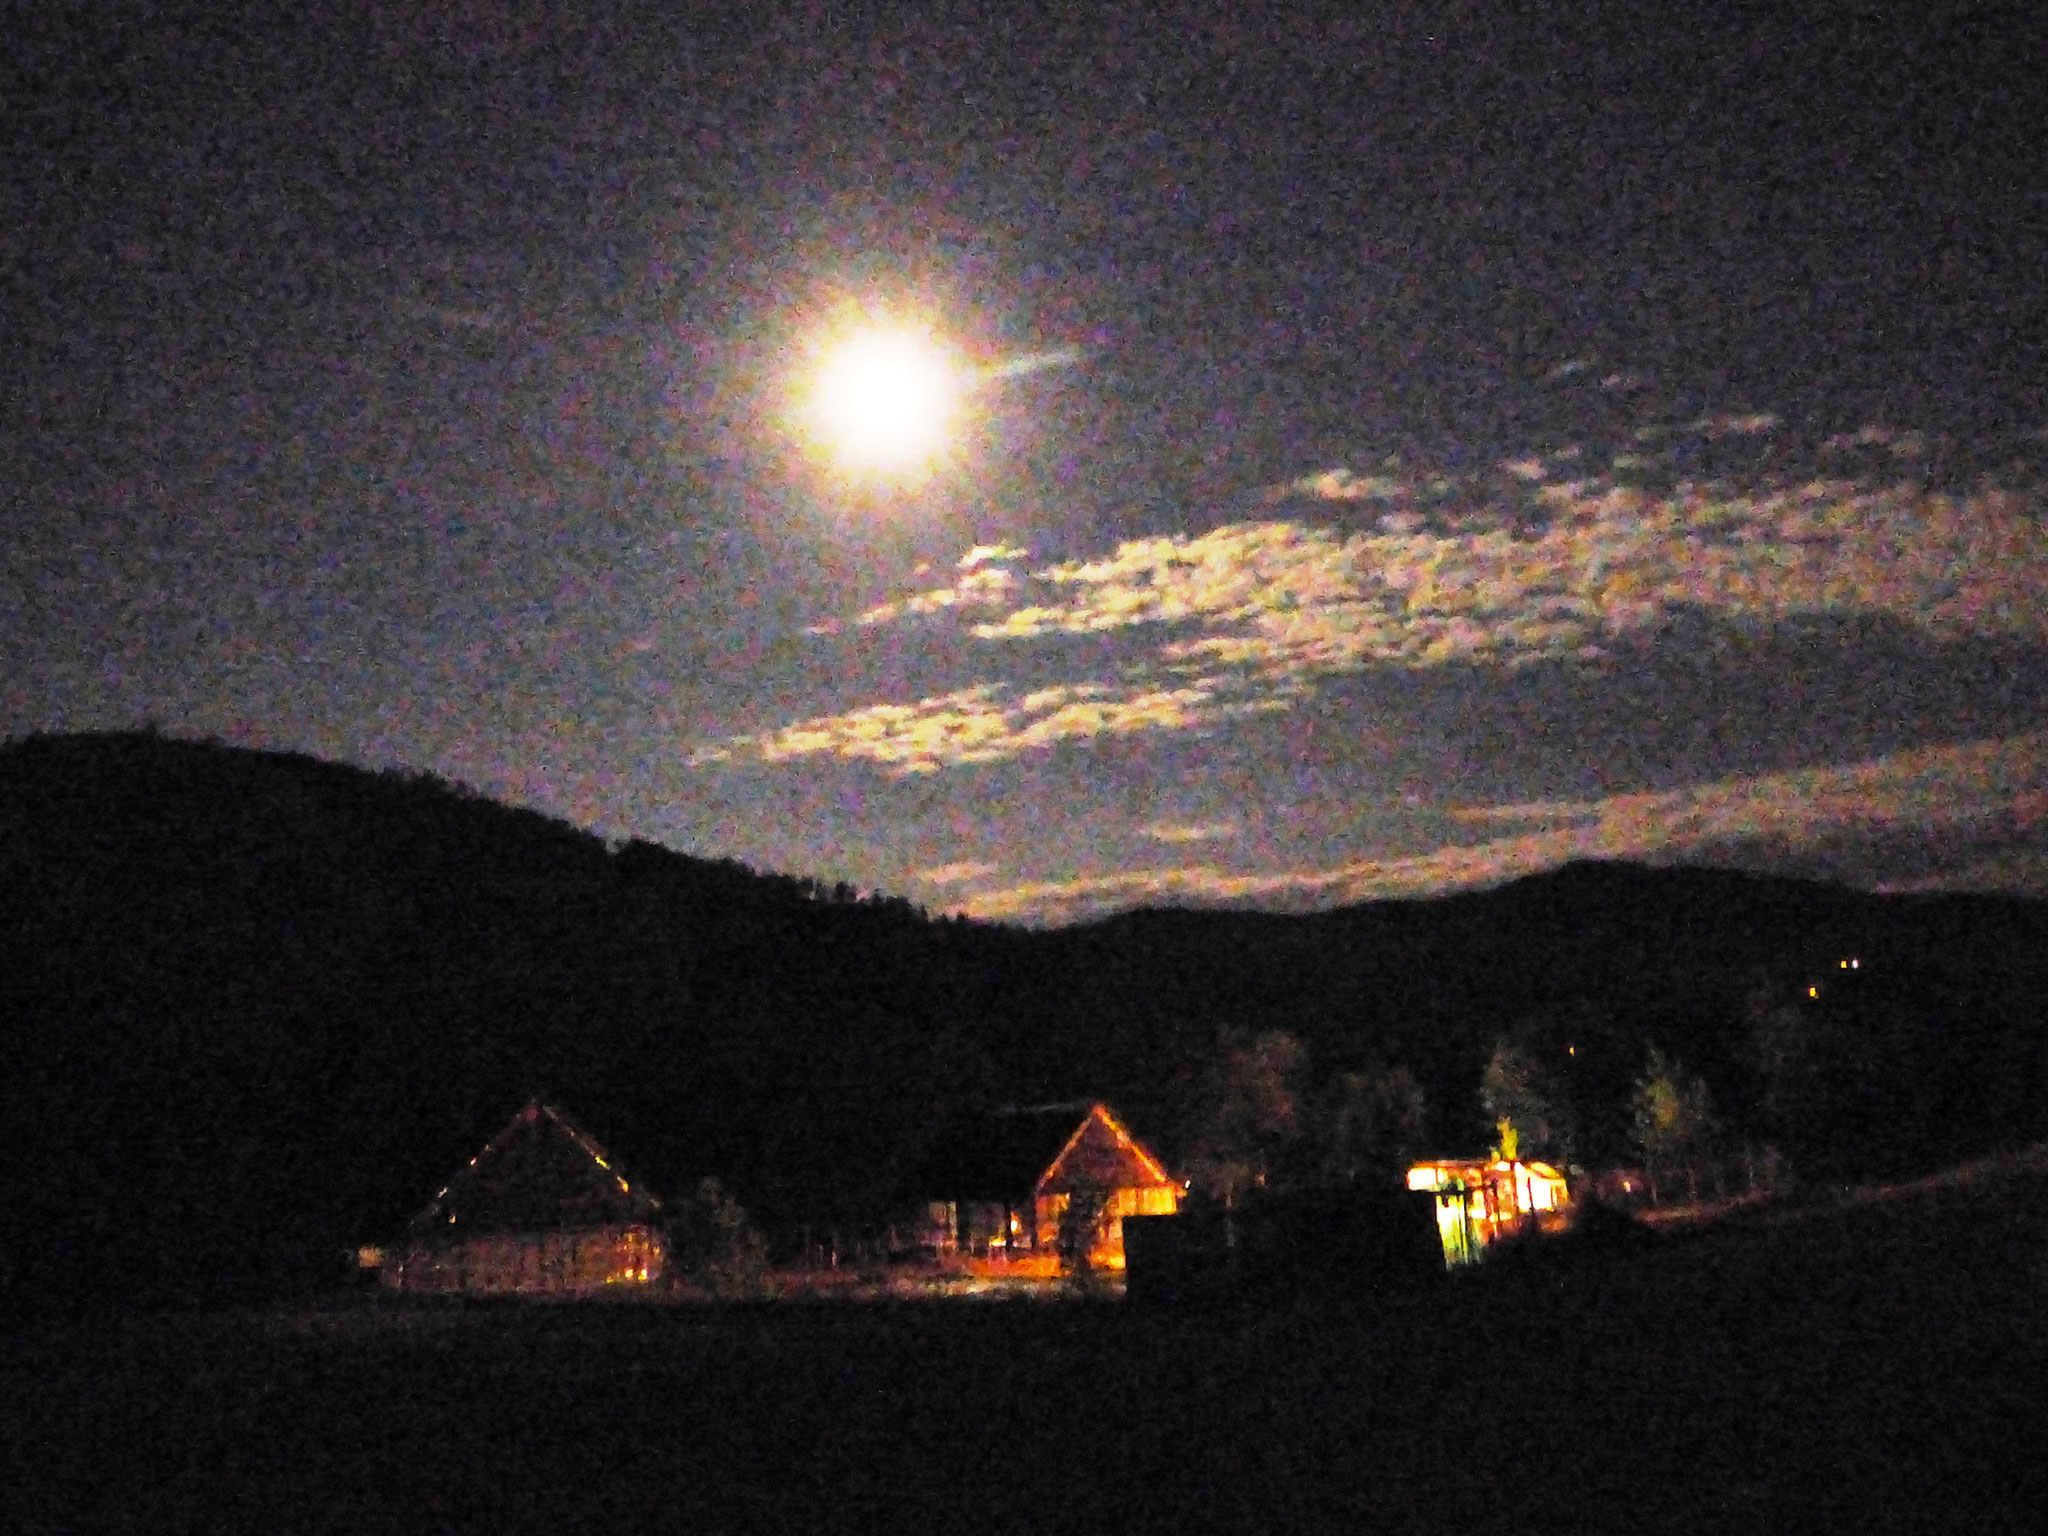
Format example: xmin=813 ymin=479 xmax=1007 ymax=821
xmin=369 ymin=1101 xmax=667 ymax=1297
xmin=912 ymin=1101 xmax=1182 ymax=1273
xmin=1406 ymin=1157 xmax=1572 ymax=1268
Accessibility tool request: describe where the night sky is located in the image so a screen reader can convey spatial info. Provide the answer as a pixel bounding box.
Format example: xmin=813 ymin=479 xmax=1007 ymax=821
xmin=8 ymin=2 xmax=2045 ymax=922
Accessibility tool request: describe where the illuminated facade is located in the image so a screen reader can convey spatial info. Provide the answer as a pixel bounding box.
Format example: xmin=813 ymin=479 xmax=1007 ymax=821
xmin=1406 ymin=1158 xmax=1572 ymax=1267
xmin=1033 ymin=1103 xmax=1183 ymax=1269
xmin=371 ymin=1101 xmax=667 ymax=1297
xmin=912 ymin=1101 xmax=1183 ymax=1271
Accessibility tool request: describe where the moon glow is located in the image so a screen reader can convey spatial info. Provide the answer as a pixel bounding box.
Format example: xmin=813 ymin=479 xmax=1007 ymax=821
xmin=808 ymin=328 xmax=958 ymax=475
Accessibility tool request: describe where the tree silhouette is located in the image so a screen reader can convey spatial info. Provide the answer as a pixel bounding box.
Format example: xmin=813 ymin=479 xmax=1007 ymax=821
xmin=1055 ymin=1186 xmax=1112 ymax=1282
xmin=1631 ymin=1047 xmax=1717 ymax=1204
xmin=1317 ymin=1064 xmax=1428 ymax=1191
xmin=665 ymin=1177 xmax=769 ymax=1298
xmin=1480 ymin=1039 xmax=1570 ymax=1164
xmin=1186 ymin=1029 xmax=1309 ymax=1206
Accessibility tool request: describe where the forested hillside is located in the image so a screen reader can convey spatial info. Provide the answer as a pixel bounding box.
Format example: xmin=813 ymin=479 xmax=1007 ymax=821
xmin=4 ymin=732 xmax=2044 ymax=1310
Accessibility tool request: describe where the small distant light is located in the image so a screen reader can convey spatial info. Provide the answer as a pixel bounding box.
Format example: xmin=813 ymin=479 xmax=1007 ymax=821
xmin=1567 ymin=1044 xmax=1576 ymax=1056
xmin=1808 ymin=986 xmax=1820 ymax=999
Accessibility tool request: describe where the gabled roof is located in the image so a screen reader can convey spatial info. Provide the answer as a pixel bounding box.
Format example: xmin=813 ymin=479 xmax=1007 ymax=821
xmin=405 ymin=1101 xmax=662 ymax=1240
xmin=911 ymin=1101 xmax=1176 ymax=1202
xmin=1035 ymin=1103 xmax=1178 ymax=1196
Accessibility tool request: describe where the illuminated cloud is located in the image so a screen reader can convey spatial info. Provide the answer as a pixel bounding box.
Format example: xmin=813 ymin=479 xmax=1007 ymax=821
xmin=692 ymin=679 xmax=1289 ymax=776
xmin=841 ymin=471 xmax=2047 ymax=682
xmin=958 ymin=543 xmax=1030 ymax=569
xmin=984 ymin=348 xmax=1082 ymax=380
xmin=853 ymin=562 xmax=1021 ymax=627
xmin=1279 ymin=467 xmax=1416 ymax=503
xmin=1141 ymin=820 xmax=1239 ymax=845
xmin=706 ymin=429 xmax=2046 ymax=778
xmin=962 ymin=732 xmax=2048 ymax=922
xmin=912 ymin=860 xmax=1000 ymax=886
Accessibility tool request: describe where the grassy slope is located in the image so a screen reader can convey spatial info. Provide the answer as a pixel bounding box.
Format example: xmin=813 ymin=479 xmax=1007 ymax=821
xmin=8 ymin=1152 xmax=2045 ymax=1534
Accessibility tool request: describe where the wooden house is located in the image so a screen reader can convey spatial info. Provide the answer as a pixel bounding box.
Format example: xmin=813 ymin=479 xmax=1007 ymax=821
xmin=373 ymin=1101 xmax=667 ymax=1296
xmin=912 ymin=1101 xmax=1182 ymax=1271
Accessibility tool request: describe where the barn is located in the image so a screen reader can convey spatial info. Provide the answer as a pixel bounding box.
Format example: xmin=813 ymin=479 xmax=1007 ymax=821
xmin=372 ymin=1101 xmax=667 ymax=1296
xmin=911 ymin=1101 xmax=1183 ymax=1272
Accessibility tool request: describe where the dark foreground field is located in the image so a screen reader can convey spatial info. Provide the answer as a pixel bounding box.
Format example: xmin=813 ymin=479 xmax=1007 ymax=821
xmin=8 ymin=1160 xmax=2047 ymax=1535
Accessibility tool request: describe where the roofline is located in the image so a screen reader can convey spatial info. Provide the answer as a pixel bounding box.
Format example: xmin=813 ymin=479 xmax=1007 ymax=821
xmin=1408 ymin=1156 xmax=1568 ymax=1180
xmin=404 ymin=1100 xmax=662 ymax=1233
xmin=1032 ymin=1102 xmax=1177 ymax=1195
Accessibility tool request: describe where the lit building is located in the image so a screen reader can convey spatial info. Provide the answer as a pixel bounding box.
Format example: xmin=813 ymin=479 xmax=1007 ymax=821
xmin=368 ymin=1101 xmax=667 ymax=1296
xmin=911 ymin=1101 xmax=1182 ymax=1272
xmin=1406 ymin=1157 xmax=1572 ymax=1267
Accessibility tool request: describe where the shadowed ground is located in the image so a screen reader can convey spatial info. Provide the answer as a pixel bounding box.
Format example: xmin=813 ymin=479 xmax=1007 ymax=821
xmin=7 ymin=1154 xmax=2045 ymax=1534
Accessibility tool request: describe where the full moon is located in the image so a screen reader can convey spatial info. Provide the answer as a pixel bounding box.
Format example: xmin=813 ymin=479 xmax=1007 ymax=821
xmin=807 ymin=328 xmax=958 ymax=474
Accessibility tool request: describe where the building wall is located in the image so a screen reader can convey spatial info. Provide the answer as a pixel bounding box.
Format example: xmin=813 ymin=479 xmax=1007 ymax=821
xmin=1407 ymin=1159 xmax=1573 ymax=1267
xmin=1036 ymin=1184 xmax=1181 ymax=1268
xmin=383 ymin=1222 xmax=664 ymax=1296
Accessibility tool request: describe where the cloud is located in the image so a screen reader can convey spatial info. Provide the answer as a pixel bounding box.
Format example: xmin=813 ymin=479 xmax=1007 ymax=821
xmin=1690 ymin=411 xmax=1780 ymax=438
xmin=984 ymin=348 xmax=1083 ymax=380
xmin=852 ymin=562 xmax=1022 ymax=627
xmin=711 ymin=430 xmax=2047 ymax=777
xmin=962 ymin=732 xmax=2048 ymax=922
xmin=912 ymin=860 xmax=1000 ymax=886
xmin=842 ymin=472 xmax=2048 ymax=681
xmin=1445 ymin=799 xmax=1602 ymax=828
xmin=959 ymin=543 xmax=1030 ymax=569
xmin=692 ymin=679 xmax=1290 ymax=776
xmin=1279 ymin=467 xmax=1416 ymax=503
xmin=1823 ymin=425 xmax=1927 ymax=458
xmin=1141 ymin=820 xmax=1239 ymax=845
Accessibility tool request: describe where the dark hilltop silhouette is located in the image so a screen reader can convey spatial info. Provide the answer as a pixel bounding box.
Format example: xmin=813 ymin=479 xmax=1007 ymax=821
xmin=3 ymin=730 xmax=2044 ymax=1312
